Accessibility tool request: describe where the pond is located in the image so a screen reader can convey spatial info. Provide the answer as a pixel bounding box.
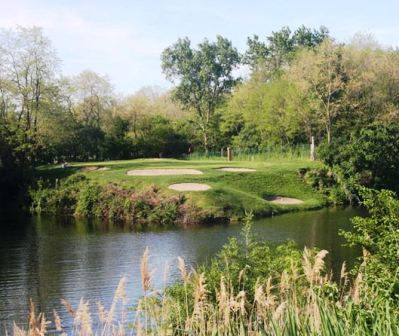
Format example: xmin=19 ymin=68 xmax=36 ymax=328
xmin=0 ymin=207 xmax=363 ymax=333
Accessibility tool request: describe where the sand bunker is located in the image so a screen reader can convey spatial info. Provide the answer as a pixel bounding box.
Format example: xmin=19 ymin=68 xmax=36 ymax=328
xmin=127 ymin=169 xmax=203 ymax=176
xmin=265 ymin=196 xmax=304 ymax=205
xmin=80 ymin=166 xmax=99 ymax=172
xmin=80 ymin=166 xmax=109 ymax=172
xmin=168 ymin=183 xmax=211 ymax=191
xmin=219 ymin=167 xmax=256 ymax=172
xmin=96 ymin=167 xmax=110 ymax=171
xmin=143 ymin=158 xmax=167 ymax=160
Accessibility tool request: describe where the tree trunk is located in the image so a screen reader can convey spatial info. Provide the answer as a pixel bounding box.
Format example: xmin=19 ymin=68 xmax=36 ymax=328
xmin=326 ymin=126 xmax=331 ymax=145
xmin=203 ymin=132 xmax=209 ymax=156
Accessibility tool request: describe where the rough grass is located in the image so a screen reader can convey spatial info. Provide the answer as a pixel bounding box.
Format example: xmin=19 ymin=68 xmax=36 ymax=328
xmin=36 ymin=158 xmax=325 ymax=219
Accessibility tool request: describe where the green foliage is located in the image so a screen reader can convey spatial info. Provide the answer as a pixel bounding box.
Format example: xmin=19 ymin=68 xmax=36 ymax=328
xmin=162 ymin=35 xmax=241 ymax=151
xmin=301 ymin=167 xmax=349 ymax=204
xmin=154 ymin=212 xmax=399 ymax=335
xmin=75 ymin=183 xmax=103 ymax=217
xmin=133 ymin=115 xmax=189 ymax=158
xmin=320 ymin=124 xmax=399 ymax=193
xmin=29 ymin=175 xmax=86 ymax=215
xmin=221 ymin=78 xmax=311 ymax=148
xmin=29 ymin=176 xmax=205 ymax=228
xmin=342 ymin=188 xmax=399 ymax=302
xmin=0 ymin=124 xmax=33 ymax=205
xmin=245 ymin=25 xmax=329 ymax=73
xmin=202 ymin=212 xmax=302 ymax=301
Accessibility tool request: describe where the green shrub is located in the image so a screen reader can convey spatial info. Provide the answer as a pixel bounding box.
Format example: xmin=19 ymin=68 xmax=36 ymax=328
xmin=29 ymin=178 xmax=205 ymax=228
xmin=341 ymin=187 xmax=399 ymax=303
xmin=319 ymin=124 xmax=399 ymax=193
xmin=75 ymin=183 xmax=102 ymax=217
xmin=300 ymin=167 xmax=349 ymax=204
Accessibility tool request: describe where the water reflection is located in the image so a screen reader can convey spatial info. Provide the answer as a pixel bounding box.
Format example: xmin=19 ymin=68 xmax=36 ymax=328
xmin=0 ymin=207 xmax=363 ymax=332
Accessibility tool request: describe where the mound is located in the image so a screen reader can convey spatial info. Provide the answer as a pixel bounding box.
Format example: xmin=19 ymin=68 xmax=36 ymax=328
xmin=218 ymin=168 xmax=256 ymax=172
xmin=168 ymin=183 xmax=211 ymax=191
xmin=127 ymin=169 xmax=203 ymax=176
xmin=265 ymin=196 xmax=304 ymax=205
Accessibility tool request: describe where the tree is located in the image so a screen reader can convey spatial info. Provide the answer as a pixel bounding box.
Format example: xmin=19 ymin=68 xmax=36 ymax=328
xmin=134 ymin=115 xmax=189 ymax=158
xmin=71 ymin=70 xmax=115 ymax=128
xmin=0 ymin=26 xmax=59 ymax=163
xmin=320 ymin=124 xmax=399 ymax=192
xmin=287 ymin=39 xmax=346 ymax=144
xmin=0 ymin=27 xmax=58 ymax=135
xmin=245 ymin=25 xmax=329 ymax=75
xmin=162 ymin=36 xmax=241 ymax=153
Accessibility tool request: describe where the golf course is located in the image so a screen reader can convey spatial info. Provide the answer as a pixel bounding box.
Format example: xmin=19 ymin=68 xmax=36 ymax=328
xmin=33 ymin=156 xmax=326 ymax=225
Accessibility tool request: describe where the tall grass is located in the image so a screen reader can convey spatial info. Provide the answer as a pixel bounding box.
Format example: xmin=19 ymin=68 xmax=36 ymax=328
xmin=187 ymin=145 xmax=310 ymax=161
xmin=12 ymin=246 xmax=398 ymax=335
xmin=11 ymin=215 xmax=398 ymax=335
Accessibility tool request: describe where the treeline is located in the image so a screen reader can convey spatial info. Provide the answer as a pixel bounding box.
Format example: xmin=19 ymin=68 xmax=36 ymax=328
xmin=0 ymin=28 xmax=188 ymax=202
xmin=2 ymin=26 xmax=399 ymax=202
xmin=159 ymin=26 xmax=399 ymax=196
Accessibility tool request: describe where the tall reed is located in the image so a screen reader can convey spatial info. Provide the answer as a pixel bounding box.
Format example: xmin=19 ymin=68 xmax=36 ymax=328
xmin=12 ymin=246 xmax=399 ymax=336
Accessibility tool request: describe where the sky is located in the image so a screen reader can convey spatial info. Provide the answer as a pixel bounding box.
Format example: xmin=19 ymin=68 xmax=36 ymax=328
xmin=1 ymin=0 xmax=399 ymax=95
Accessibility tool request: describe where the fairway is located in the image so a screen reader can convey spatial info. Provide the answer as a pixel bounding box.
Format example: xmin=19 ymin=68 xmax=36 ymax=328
xmin=40 ymin=157 xmax=326 ymax=218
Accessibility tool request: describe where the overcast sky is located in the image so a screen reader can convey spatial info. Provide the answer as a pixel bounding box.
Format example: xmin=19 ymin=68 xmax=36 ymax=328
xmin=1 ymin=0 xmax=399 ymax=94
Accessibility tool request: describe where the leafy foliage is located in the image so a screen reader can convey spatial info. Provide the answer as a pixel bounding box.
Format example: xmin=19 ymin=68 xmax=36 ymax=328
xmin=29 ymin=176 xmax=208 ymax=228
xmin=342 ymin=188 xmax=399 ymax=302
xmin=245 ymin=25 xmax=329 ymax=74
xmin=320 ymin=124 xmax=399 ymax=192
xmin=162 ymin=36 xmax=241 ymax=151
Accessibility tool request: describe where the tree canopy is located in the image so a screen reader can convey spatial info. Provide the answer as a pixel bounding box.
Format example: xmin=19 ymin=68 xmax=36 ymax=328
xmin=162 ymin=35 xmax=241 ymax=151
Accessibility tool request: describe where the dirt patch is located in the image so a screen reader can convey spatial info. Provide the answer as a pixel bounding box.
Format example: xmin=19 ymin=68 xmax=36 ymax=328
xmin=127 ymin=168 xmax=203 ymax=176
xmin=218 ymin=167 xmax=256 ymax=172
xmin=265 ymin=196 xmax=304 ymax=204
xmin=168 ymin=183 xmax=211 ymax=191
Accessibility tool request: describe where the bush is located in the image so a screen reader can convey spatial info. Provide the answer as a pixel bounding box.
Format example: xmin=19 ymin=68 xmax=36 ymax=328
xmin=29 ymin=178 xmax=209 ymax=228
xmin=319 ymin=124 xmax=399 ymax=193
xmin=300 ymin=167 xmax=349 ymax=204
xmin=341 ymin=187 xmax=399 ymax=303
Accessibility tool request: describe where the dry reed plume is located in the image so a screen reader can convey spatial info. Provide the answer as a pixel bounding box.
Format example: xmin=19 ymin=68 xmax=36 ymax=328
xmin=11 ymin=246 xmax=399 ymax=336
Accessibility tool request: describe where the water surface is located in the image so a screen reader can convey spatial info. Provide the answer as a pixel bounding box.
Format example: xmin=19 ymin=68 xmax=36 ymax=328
xmin=0 ymin=207 xmax=363 ymax=332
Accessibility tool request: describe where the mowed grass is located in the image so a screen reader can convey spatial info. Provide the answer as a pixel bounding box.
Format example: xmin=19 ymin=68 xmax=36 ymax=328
xmin=38 ymin=158 xmax=326 ymax=218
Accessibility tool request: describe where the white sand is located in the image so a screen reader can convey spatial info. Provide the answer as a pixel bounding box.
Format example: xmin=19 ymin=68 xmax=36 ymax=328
xmin=127 ymin=169 xmax=203 ymax=176
xmin=80 ymin=166 xmax=99 ymax=172
xmin=265 ymin=196 xmax=304 ymax=204
xmin=218 ymin=167 xmax=256 ymax=172
xmin=96 ymin=167 xmax=110 ymax=171
xmin=168 ymin=183 xmax=211 ymax=191
xmin=80 ymin=166 xmax=110 ymax=172
xmin=143 ymin=158 xmax=167 ymax=160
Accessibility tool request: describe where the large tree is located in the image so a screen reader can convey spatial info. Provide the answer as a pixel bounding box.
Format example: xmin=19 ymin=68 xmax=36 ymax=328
xmin=71 ymin=70 xmax=115 ymax=128
xmin=287 ymin=39 xmax=347 ymax=144
xmin=245 ymin=25 xmax=329 ymax=75
xmin=0 ymin=26 xmax=59 ymax=161
xmin=162 ymin=36 xmax=241 ymax=152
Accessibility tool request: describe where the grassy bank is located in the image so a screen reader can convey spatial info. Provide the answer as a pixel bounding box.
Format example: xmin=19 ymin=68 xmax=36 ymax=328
xmin=32 ymin=157 xmax=326 ymax=226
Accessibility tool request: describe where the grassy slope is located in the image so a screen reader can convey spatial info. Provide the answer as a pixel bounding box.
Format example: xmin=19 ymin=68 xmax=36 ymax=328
xmin=37 ymin=158 xmax=326 ymax=219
